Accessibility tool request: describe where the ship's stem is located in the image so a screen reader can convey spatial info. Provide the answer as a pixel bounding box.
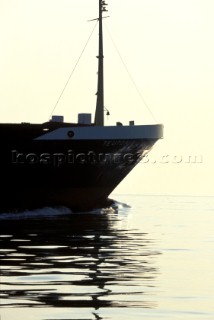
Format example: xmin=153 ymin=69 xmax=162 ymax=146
xmin=95 ymin=0 xmax=107 ymax=126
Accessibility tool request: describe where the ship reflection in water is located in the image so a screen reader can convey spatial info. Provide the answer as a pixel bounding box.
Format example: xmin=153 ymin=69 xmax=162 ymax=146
xmin=0 ymin=205 xmax=160 ymax=318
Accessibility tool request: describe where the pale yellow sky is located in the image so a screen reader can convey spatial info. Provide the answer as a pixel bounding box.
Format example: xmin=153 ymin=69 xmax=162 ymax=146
xmin=0 ymin=0 xmax=214 ymax=196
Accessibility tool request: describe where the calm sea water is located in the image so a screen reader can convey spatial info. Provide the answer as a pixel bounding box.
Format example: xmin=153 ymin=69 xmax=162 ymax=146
xmin=0 ymin=195 xmax=214 ymax=320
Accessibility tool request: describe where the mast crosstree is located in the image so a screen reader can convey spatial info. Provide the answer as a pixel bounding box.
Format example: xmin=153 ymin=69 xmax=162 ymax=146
xmin=94 ymin=0 xmax=108 ymax=126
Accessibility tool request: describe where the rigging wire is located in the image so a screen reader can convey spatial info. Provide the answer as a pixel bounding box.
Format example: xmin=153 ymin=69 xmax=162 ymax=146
xmin=49 ymin=21 xmax=98 ymax=119
xmin=104 ymin=22 xmax=158 ymax=123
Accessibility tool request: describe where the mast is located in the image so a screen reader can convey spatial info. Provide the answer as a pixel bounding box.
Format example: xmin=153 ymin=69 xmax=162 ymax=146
xmin=94 ymin=0 xmax=108 ymax=126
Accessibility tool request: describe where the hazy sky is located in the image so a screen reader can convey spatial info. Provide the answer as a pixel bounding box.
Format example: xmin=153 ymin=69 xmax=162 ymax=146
xmin=0 ymin=0 xmax=213 ymax=196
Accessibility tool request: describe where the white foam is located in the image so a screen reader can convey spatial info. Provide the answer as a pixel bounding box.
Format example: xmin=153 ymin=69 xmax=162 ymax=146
xmin=0 ymin=199 xmax=130 ymax=220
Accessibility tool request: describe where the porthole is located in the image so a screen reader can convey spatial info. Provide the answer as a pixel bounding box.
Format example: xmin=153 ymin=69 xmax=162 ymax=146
xmin=67 ymin=130 xmax=74 ymax=138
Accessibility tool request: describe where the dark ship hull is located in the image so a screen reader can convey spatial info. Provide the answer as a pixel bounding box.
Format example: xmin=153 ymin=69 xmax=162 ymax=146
xmin=0 ymin=122 xmax=163 ymax=212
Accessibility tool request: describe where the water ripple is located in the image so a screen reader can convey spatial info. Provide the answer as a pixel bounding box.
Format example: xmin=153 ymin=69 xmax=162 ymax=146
xmin=0 ymin=208 xmax=160 ymax=310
